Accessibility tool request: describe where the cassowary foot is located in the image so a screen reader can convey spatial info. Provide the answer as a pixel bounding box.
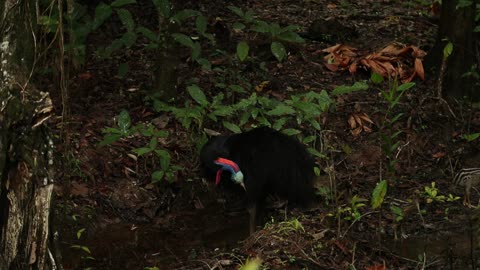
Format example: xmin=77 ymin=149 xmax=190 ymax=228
xmin=464 ymin=196 xmax=475 ymax=208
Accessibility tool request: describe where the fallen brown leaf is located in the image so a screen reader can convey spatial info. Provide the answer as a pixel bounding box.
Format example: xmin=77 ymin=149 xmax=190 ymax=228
xmin=71 ymin=181 xmax=89 ymax=197
xmin=366 ymin=264 xmax=386 ymax=270
xmin=432 ymin=152 xmax=446 ymax=158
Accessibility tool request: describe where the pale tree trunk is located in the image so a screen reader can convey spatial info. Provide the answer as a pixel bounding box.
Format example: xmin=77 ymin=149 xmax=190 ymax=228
xmin=0 ymin=0 xmax=55 ymax=269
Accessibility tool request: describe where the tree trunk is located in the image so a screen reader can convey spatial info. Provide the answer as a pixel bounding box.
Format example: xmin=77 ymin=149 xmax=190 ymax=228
xmin=0 ymin=0 xmax=55 ymax=269
xmin=426 ymin=0 xmax=479 ymax=101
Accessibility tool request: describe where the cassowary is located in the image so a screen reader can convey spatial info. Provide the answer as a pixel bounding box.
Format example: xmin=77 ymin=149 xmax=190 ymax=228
xmin=200 ymin=127 xmax=315 ymax=234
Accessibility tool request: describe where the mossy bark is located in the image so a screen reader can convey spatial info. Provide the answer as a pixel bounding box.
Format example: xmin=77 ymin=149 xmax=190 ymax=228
xmin=0 ymin=0 xmax=55 ymax=269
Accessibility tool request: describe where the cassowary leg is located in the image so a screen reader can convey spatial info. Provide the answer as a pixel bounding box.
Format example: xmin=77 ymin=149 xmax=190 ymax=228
xmin=248 ymin=204 xmax=257 ymax=235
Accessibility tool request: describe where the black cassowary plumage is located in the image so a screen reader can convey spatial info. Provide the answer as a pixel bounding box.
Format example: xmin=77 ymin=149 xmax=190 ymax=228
xmin=200 ymin=127 xmax=315 ymax=234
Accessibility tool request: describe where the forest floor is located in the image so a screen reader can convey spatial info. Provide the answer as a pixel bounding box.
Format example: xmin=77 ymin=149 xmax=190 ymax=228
xmin=50 ymin=0 xmax=480 ymax=269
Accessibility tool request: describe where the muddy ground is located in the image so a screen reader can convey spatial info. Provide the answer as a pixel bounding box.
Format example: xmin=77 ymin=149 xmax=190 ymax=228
xmin=50 ymin=0 xmax=480 ymax=269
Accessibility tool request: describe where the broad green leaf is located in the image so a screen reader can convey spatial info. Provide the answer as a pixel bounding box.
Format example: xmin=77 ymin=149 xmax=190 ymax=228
xmin=196 ymin=58 xmax=211 ymax=70
xmin=102 ymin=38 xmax=123 ymax=57
xmin=252 ymin=20 xmax=270 ymax=33
xmin=99 ymin=134 xmax=122 ymax=146
xmin=151 ymin=170 xmax=165 ymax=183
xmin=227 ymin=6 xmax=244 ymax=18
xmin=172 ymin=33 xmax=194 ymax=48
xmin=154 ymin=149 xmax=170 ymax=160
xmin=71 ymin=245 xmax=92 ymax=254
xmin=269 ymin=23 xmax=282 ymax=36
xmin=117 ymin=62 xmax=129 ymax=78
xmin=133 ymin=147 xmax=153 ymax=156
xmin=76 ymin=228 xmax=86 ymax=239
xmin=303 ymin=135 xmax=316 ymax=144
xmin=116 ymin=9 xmax=135 ymax=32
xmin=223 ymin=121 xmax=242 ymax=133
xmin=215 ymin=83 xmax=227 ymax=89
xmin=370 ymin=72 xmax=384 ymax=84
xmin=81 ymin=246 xmax=92 ymax=254
xmin=232 ymin=22 xmax=246 ymax=30
xmin=273 ymin=117 xmax=287 ymax=130
xmin=154 ymin=129 xmax=168 ymax=137
xmin=152 ymin=0 xmax=170 ymax=18
xmin=145 ymin=43 xmax=159 ymax=49
xmin=456 ymin=0 xmax=473 ymax=9
xmin=148 ymin=137 xmax=158 ymax=149
xmin=121 ymin=31 xmax=136 ymax=47
xmin=187 ymin=85 xmax=208 ymax=106
xmin=155 ymin=149 xmax=171 ymax=169
xmin=277 ymin=31 xmax=305 ymax=43
xmin=139 ymin=124 xmax=154 ymax=136
xmin=202 ymin=33 xmax=215 ymax=43
xmin=212 ymin=106 xmax=234 ymax=117
xmin=332 ymin=82 xmax=369 ymax=96
xmin=397 ymin=82 xmax=415 ymax=92
xmin=281 ymin=24 xmax=302 ymax=32
xmin=239 ymin=112 xmax=251 ymax=126
xmin=371 ymin=180 xmax=388 ymax=209
xmin=211 ymin=93 xmax=225 ymax=106
xmin=243 ymin=10 xmax=255 ymax=23
xmin=102 ymin=127 xmax=122 ymax=134
xmin=92 ymin=3 xmax=113 ymax=30
xmin=228 ymin=84 xmax=246 ymax=93
xmin=271 ymin=41 xmax=286 ymax=62
xmin=171 ymin=9 xmax=198 ymax=23
xmin=307 ymin=147 xmax=327 ymax=159
xmin=137 ymin=26 xmax=158 ymax=42
xmin=257 ymin=117 xmax=271 ymax=127
xmin=443 ymin=42 xmax=453 ymax=59
xmin=110 ymin=0 xmax=136 ymax=7
xmin=267 ymin=104 xmax=295 ymax=116
xmin=195 ymin=15 xmax=207 ymax=34
xmin=317 ymin=90 xmax=333 ymax=112
xmin=282 ymin=128 xmax=301 ymax=136
xmin=207 ymin=114 xmax=218 ymax=122
xmin=309 ymin=119 xmax=321 ymax=130
xmin=117 ymin=110 xmax=131 ymax=133
xmin=390 ymin=205 xmax=404 ymax=222
xmin=191 ymin=42 xmax=201 ymax=60
xmin=461 ymin=132 xmax=480 ymax=141
xmin=237 ymin=41 xmax=249 ymax=61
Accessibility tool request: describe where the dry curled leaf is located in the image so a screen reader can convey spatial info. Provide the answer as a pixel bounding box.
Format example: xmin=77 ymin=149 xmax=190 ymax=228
xmin=348 ymin=112 xmax=374 ymax=136
xmin=323 ymin=43 xmax=426 ymax=82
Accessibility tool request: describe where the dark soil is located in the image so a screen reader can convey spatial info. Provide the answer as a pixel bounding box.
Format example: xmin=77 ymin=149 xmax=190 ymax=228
xmin=51 ymin=0 xmax=480 ymax=269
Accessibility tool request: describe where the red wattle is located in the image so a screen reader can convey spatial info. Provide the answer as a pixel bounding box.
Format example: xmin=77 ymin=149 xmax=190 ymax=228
xmin=215 ymin=170 xmax=222 ymax=185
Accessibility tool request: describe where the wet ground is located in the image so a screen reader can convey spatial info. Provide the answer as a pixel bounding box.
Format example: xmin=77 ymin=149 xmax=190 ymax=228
xmin=60 ymin=208 xmax=249 ymax=269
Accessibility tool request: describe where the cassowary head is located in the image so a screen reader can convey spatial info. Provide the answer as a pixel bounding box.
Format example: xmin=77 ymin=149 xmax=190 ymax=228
xmin=200 ymin=136 xmax=245 ymax=189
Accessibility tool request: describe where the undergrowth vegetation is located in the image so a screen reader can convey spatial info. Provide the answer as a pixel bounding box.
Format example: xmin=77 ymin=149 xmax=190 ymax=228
xmin=41 ymin=0 xmax=480 ymax=268
xmin=92 ymin=0 xmax=466 ymax=229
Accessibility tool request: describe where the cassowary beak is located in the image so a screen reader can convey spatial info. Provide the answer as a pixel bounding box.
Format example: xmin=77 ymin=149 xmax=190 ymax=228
xmin=239 ymin=182 xmax=246 ymax=191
